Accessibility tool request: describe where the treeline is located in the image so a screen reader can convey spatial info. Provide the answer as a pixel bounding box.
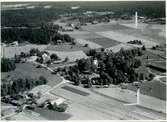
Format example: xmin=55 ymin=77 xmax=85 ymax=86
xmin=1 ymin=76 xmax=48 ymax=96
xmin=1 ymin=58 xmax=16 ymax=72
xmin=63 ymin=48 xmax=144 ymax=86
xmin=2 ymin=24 xmax=74 ymax=44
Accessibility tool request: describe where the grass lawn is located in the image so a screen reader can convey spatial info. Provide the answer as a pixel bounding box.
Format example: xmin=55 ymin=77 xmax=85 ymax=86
xmin=127 ymin=79 xmax=166 ymax=100
xmin=33 ymin=108 xmax=71 ymax=120
xmin=1 ymin=62 xmax=62 ymax=86
xmin=87 ymin=37 xmax=120 ymax=48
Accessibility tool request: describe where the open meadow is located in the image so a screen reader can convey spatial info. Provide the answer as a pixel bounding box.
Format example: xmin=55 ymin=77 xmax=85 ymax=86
xmin=1 ymin=62 xmax=62 ymax=86
xmin=1 ymin=44 xmax=47 ymax=58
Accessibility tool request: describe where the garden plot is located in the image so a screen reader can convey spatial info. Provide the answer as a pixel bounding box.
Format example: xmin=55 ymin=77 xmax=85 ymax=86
xmin=45 ymin=50 xmax=88 ymax=62
xmin=1 ymin=44 xmax=47 ymax=58
xmin=96 ymin=31 xmax=159 ymax=48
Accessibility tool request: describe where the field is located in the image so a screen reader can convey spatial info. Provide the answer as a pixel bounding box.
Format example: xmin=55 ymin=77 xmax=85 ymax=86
xmin=96 ymin=31 xmax=159 ymax=48
xmin=46 ymin=50 xmax=88 ymax=62
xmin=87 ymin=37 xmax=120 ymax=48
xmin=45 ymin=44 xmax=90 ymax=52
xmin=62 ymin=20 xmax=165 ymax=52
xmin=75 ymin=39 xmax=102 ymax=49
xmin=81 ymin=22 xmax=131 ymax=32
xmin=1 ymin=62 xmax=62 ymax=86
xmin=106 ymin=43 xmax=134 ymax=53
xmin=136 ymin=50 xmax=165 ymax=63
xmin=61 ymin=31 xmax=102 ymax=39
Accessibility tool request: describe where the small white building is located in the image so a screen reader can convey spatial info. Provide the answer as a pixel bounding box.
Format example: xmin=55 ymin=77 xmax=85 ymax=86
xmin=93 ymin=59 xmax=98 ymax=66
xmin=27 ymin=56 xmax=38 ymax=62
xmin=50 ymin=98 xmax=66 ymax=106
xmin=10 ymin=41 xmax=19 ymax=46
xmin=42 ymin=53 xmax=50 ymax=63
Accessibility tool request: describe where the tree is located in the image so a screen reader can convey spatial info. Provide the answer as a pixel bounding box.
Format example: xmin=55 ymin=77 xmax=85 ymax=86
xmin=87 ymin=49 xmax=97 ymax=57
xmin=139 ymin=73 xmax=144 ymax=80
xmin=50 ymin=53 xmax=59 ymax=61
xmin=133 ymin=59 xmax=142 ymax=68
xmin=64 ymin=57 xmax=69 ymax=62
xmin=148 ymin=73 xmax=155 ymax=81
xmin=142 ymin=45 xmax=146 ymax=50
xmin=1 ymin=58 xmax=16 ymax=72
xmin=38 ymin=76 xmax=48 ymax=84
xmin=29 ymin=48 xmax=40 ymax=56
xmin=63 ymin=34 xmax=73 ymax=43
xmin=78 ymin=59 xmax=91 ymax=72
xmin=20 ymin=52 xmax=26 ymax=58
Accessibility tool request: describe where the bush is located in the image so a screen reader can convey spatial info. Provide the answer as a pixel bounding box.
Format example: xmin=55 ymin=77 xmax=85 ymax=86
xmin=84 ymin=44 xmax=89 ymax=47
xmin=29 ymin=48 xmax=41 ymax=56
xmin=148 ymin=73 xmax=155 ymax=81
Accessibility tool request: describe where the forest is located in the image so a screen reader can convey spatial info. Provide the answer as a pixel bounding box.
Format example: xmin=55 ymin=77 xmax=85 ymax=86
xmin=2 ymin=1 xmax=165 ymax=27
xmin=1 ymin=24 xmax=74 ymax=44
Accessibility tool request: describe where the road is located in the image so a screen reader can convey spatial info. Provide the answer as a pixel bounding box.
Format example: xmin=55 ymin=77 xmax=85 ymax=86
xmin=50 ymin=83 xmax=166 ymax=120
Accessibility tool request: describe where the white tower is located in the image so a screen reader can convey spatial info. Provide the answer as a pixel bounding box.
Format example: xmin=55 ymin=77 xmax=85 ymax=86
xmin=135 ymin=11 xmax=138 ymax=28
xmin=137 ymin=88 xmax=140 ymax=104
